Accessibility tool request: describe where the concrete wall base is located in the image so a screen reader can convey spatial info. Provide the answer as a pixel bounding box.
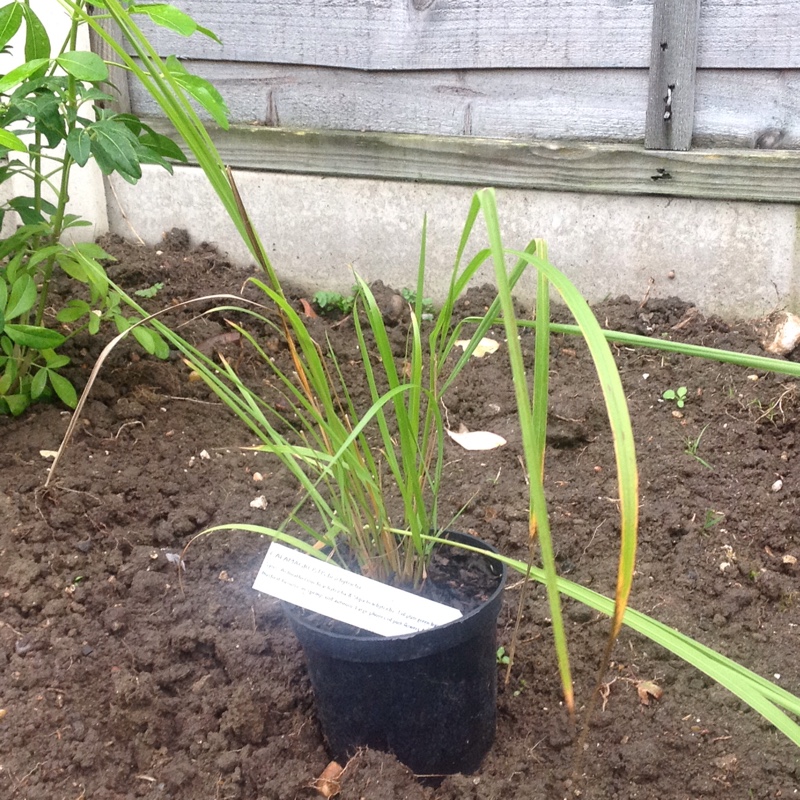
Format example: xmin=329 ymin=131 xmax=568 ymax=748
xmin=107 ymin=166 xmax=800 ymax=318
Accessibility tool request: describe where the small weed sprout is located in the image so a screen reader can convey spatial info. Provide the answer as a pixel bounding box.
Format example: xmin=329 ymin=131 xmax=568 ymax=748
xmin=314 ymin=286 xmax=434 ymax=319
xmin=779 ymin=591 xmax=799 ymax=612
xmin=702 ymin=509 xmax=725 ymax=532
xmin=312 ymin=289 xmax=356 ymax=315
xmin=685 ymin=424 xmax=712 ymax=469
xmin=400 ymin=288 xmax=434 ymax=320
xmin=663 ymin=386 xmax=688 ymax=408
xmin=496 ymin=646 xmax=511 ymax=666
xmin=134 ymin=282 xmax=165 ymax=299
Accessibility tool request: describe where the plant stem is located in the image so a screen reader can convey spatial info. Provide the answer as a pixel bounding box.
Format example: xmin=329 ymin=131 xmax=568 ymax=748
xmin=34 ymin=4 xmax=81 ymax=329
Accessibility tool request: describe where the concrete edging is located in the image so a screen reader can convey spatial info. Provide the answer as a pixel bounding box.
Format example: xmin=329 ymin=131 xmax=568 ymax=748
xmin=106 ymin=165 xmax=800 ymax=318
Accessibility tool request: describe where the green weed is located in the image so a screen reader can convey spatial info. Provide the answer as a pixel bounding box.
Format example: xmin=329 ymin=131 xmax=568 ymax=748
xmin=400 ymin=287 xmax=434 ymax=319
xmin=702 ymin=509 xmax=725 ymax=532
xmin=663 ymin=386 xmax=688 ymax=408
xmin=685 ymin=424 xmax=712 ymax=469
xmin=134 ymin=282 xmax=165 ymax=299
xmin=312 ymin=289 xmax=355 ymax=315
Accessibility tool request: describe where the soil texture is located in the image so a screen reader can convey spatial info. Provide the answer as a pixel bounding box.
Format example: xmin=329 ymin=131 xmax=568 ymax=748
xmin=1 ymin=233 xmax=799 ymax=800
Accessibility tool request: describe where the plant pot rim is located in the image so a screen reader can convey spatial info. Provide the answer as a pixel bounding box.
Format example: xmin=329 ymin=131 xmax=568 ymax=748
xmin=282 ymin=530 xmax=506 ymax=662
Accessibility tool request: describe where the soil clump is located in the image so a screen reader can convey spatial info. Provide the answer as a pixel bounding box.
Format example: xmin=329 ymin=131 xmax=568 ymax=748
xmin=1 ymin=233 xmax=799 ymax=799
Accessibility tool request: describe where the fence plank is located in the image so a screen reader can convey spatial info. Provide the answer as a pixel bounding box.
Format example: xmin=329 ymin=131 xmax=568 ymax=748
xmin=129 ymin=62 xmax=800 ymax=150
xmin=142 ymin=0 xmax=800 ymax=70
xmin=645 ymin=0 xmax=701 ymax=150
xmin=699 ymin=1 xmax=800 ymax=68
xmin=694 ymin=71 xmax=800 ymax=149
xmin=142 ymin=0 xmax=653 ymax=69
xmin=143 ymin=121 xmax=800 ymax=204
xmin=129 ymin=63 xmax=649 ymax=142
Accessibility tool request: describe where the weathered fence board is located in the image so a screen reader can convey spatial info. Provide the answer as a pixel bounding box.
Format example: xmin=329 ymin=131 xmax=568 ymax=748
xmin=129 ymin=64 xmax=649 ymax=141
xmin=140 ymin=0 xmax=654 ymax=69
xmin=142 ymin=0 xmax=800 ymax=70
xmin=645 ymin=0 xmax=701 ymax=150
xmin=699 ymin=1 xmax=800 ymax=68
xmin=114 ymin=0 xmax=800 ymax=197
xmin=128 ymin=63 xmax=800 ymax=149
xmin=143 ymin=121 xmax=800 ymax=204
xmin=694 ymin=71 xmax=800 ymax=149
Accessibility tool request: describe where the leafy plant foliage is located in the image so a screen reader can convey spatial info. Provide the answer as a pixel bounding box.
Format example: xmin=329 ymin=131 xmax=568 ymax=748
xmin=0 ymin=0 xmax=185 ymax=414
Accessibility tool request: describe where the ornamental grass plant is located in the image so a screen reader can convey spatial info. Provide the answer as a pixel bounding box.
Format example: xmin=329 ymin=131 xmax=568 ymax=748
xmin=50 ymin=0 xmax=800 ymax=749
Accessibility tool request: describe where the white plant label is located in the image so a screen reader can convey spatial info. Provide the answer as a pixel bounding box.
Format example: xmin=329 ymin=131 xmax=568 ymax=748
xmin=253 ymin=542 xmax=462 ymax=637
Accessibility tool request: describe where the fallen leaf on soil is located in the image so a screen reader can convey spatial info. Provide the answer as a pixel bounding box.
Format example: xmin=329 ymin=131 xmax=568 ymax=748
xmin=455 ymin=337 xmax=499 ymax=357
xmin=636 ymin=680 xmax=664 ymax=705
xmin=447 ymin=427 xmax=507 ymax=451
xmin=300 ymin=298 xmax=319 ymax=318
xmin=311 ymin=761 xmax=344 ymax=798
xmin=40 ymin=450 xmax=59 ymax=460
xmin=197 ymin=331 xmax=241 ymax=355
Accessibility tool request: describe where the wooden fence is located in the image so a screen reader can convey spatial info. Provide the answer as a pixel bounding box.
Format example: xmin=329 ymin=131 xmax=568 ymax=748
xmin=104 ymin=0 xmax=800 ymax=203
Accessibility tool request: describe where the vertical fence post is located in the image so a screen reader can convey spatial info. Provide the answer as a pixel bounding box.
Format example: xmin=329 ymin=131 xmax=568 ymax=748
xmin=645 ymin=0 xmax=701 ymax=151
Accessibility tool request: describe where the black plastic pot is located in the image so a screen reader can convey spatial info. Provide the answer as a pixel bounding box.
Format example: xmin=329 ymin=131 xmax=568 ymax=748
xmin=282 ymin=531 xmax=506 ymax=775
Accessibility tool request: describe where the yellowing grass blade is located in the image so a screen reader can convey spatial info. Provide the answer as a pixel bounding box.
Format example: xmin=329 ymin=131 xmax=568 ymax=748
xmin=477 ymin=187 xmax=638 ymax=711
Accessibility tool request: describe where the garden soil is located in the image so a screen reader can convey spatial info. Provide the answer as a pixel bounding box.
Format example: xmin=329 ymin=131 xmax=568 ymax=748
xmin=2 ymin=233 xmax=799 ymax=800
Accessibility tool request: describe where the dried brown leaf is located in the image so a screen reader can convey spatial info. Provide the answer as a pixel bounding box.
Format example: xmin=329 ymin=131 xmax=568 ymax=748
xmin=300 ymin=298 xmax=319 ymax=318
xmin=311 ymin=760 xmax=344 ymax=798
xmin=636 ymin=680 xmax=664 ymax=706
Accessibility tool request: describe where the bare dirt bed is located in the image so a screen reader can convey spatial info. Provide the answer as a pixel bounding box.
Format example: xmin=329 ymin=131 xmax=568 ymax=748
xmin=1 ymin=233 xmax=799 ymax=800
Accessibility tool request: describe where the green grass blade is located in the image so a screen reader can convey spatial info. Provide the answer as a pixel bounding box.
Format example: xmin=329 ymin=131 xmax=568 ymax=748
xmin=508 ymin=246 xmax=640 ymax=643
xmin=532 ymin=243 xmax=550 ymax=491
xmin=524 ymin=557 xmax=800 ymax=748
xmin=420 ymin=530 xmax=800 ymax=748
xmin=479 ymin=188 xmax=575 ymax=712
xmin=545 ymin=323 xmax=800 ymax=377
xmin=476 ymin=188 xmax=639 ymax=712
